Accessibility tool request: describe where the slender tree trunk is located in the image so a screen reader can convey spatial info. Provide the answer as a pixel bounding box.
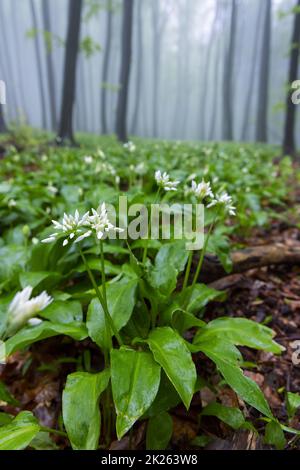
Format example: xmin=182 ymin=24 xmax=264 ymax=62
xmin=0 ymin=106 xmax=6 ymax=133
xmin=101 ymin=1 xmax=113 ymax=134
xmin=255 ymin=0 xmax=272 ymax=142
xmin=283 ymin=0 xmax=300 ymax=157
xmin=152 ymin=0 xmax=161 ymax=138
xmin=241 ymin=7 xmax=262 ymax=141
xmin=30 ymin=0 xmax=47 ymax=129
xmin=42 ymin=0 xmax=57 ymax=130
xmin=131 ymin=0 xmax=143 ymax=134
xmin=116 ymin=0 xmax=134 ymax=142
xmin=57 ymin=0 xmax=83 ymax=145
xmin=223 ymin=0 xmax=237 ymax=141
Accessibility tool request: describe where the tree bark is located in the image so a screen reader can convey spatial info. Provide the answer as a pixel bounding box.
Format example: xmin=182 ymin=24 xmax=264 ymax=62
xmin=57 ymin=0 xmax=83 ymax=145
xmin=198 ymin=243 xmax=300 ymax=284
xmin=101 ymin=0 xmax=113 ymax=134
xmin=222 ymin=0 xmax=237 ymax=141
xmin=283 ymin=0 xmax=300 ymax=157
xmin=42 ymin=0 xmax=57 ymax=130
xmin=30 ymin=0 xmax=47 ymax=129
xmin=0 ymin=106 xmax=6 ymax=133
xmin=255 ymin=0 xmax=272 ymax=143
xmin=116 ymin=0 xmax=134 ymax=142
xmin=131 ymin=0 xmax=143 ymax=135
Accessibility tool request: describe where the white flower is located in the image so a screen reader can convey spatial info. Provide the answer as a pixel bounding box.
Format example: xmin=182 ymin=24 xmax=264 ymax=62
xmin=41 ymin=154 xmax=48 ymax=162
xmin=47 ymin=183 xmax=58 ymax=195
xmin=207 ymin=192 xmax=236 ymax=216
xmin=8 ymin=199 xmax=17 ymax=208
xmin=84 ymin=155 xmax=93 ymax=165
xmin=6 ymin=287 xmax=52 ymax=335
xmin=190 ymin=180 xmax=214 ymax=201
xmin=27 ymin=317 xmax=43 ymax=327
xmin=41 ymin=210 xmax=91 ymax=246
xmin=135 ymin=162 xmax=147 ymax=176
xmin=155 ymin=170 xmax=180 ymax=192
xmin=32 ymin=237 xmax=39 ymax=245
xmin=88 ymin=203 xmax=124 ymax=240
xmin=123 ymin=141 xmax=136 ymax=153
xmin=97 ymin=149 xmax=106 ymax=159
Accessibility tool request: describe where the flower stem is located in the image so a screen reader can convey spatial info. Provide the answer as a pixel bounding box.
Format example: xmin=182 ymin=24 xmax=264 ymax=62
xmin=40 ymin=426 xmax=67 ymax=438
xmin=191 ymin=211 xmax=219 ymax=289
xmin=142 ymin=188 xmax=161 ymax=263
xmin=79 ymin=248 xmax=123 ymax=347
xmin=182 ymin=250 xmax=193 ymax=291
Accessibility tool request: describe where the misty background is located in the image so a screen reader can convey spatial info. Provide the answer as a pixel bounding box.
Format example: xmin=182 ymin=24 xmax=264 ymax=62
xmin=0 ymin=0 xmax=299 ymax=145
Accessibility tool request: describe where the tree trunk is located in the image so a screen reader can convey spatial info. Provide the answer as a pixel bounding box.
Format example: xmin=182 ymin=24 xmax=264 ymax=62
xmin=223 ymin=0 xmax=237 ymax=141
xmin=101 ymin=0 xmax=113 ymax=134
xmin=152 ymin=0 xmax=161 ymax=138
xmin=42 ymin=0 xmax=57 ymax=130
xmin=30 ymin=0 xmax=47 ymax=129
xmin=116 ymin=0 xmax=134 ymax=142
xmin=283 ymin=0 xmax=300 ymax=157
xmin=0 ymin=106 xmax=6 ymax=133
xmin=255 ymin=0 xmax=272 ymax=143
xmin=241 ymin=6 xmax=262 ymax=141
xmin=57 ymin=0 xmax=83 ymax=145
xmin=131 ymin=0 xmax=143 ymax=135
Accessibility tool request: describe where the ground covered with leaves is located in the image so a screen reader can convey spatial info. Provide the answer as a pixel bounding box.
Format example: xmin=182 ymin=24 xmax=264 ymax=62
xmin=0 ymin=131 xmax=299 ymax=450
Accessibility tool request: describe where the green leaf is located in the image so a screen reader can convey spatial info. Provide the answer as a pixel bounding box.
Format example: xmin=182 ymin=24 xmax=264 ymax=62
xmin=19 ymin=271 xmax=61 ymax=291
xmin=146 ymin=412 xmax=173 ymax=450
xmin=201 ymin=402 xmax=245 ymax=430
xmin=5 ymin=321 xmax=88 ymax=356
xmin=111 ymin=347 xmax=161 ymax=439
xmin=144 ymin=372 xmax=181 ymax=418
xmin=195 ymin=339 xmax=273 ymax=419
xmin=62 ymin=370 xmax=110 ymax=450
xmin=29 ymin=431 xmax=59 ymax=450
xmin=87 ymin=278 xmax=137 ymax=349
xmin=286 ymin=392 xmax=300 ymax=420
xmin=264 ymin=420 xmax=286 ymax=450
xmin=148 ymin=242 xmax=188 ymax=296
xmin=40 ymin=300 xmax=83 ymax=323
xmin=0 ymin=413 xmax=13 ymax=426
xmin=0 ymin=411 xmax=40 ymax=450
xmin=147 ymin=327 xmax=196 ymax=409
xmin=0 ymin=381 xmax=19 ymax=406
xmin=179 ymin=284 xmax=226 ymax=315
xmin=194 ymin=317 xmax=283 ymax=354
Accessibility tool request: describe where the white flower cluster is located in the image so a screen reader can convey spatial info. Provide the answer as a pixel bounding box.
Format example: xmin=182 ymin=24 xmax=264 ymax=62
xmin=155 ymin=170 xmax=180 ymax=192
xmin=190 ymin=180 xmax=213 ymax=201
xmin=208 ymin=192 xmax=236 ymax=216
xmin=123 ymin=141 xmax=136 ymax=153
xmin=6 ymin=286 xmax=52 ymax=335
xmin=41 ymin=204 xmax=123 ymax=246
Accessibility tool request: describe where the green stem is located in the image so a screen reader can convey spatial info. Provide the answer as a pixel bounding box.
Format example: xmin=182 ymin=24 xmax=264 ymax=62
xmin=191 ymin=211 xmax=220 ymax=289
xmin=40 ymin=426 xmax=67 ymax=438
xmin=142 ymin=188 xmax=161 ymax=263
xmin=79 ymin=248 xmax=123 ymax=347
xmin=182 ymin=250 xmax=193 ymax=291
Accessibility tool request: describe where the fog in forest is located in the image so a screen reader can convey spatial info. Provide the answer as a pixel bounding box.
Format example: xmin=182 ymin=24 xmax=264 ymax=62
xmin=0 ymin=0 xmax=299 ymax=145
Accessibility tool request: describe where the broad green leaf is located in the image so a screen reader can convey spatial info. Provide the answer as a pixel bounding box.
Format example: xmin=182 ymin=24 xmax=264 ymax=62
xmin=144 ymin=372 xmax=181 ymax=418
xmin=19 ymin=271 xmax=61 ymax=291
xmin=264 ymin=420 xmax=286 ymax=450
xmin=40 ymin=300 xmax=83 ymax=323
xmin=29 ymin=431 xmax=59 ymax=450
xmin=87 ymin=278 xmax=137 ymax=349
xmin=0 ymin=411 xmax=40 ymax=450
xmin=178 ymin=284 xmax=226 ymax=315
xmin=201 ymin=402 xmax=245 ymax=430
xmin=286 ymin=392 xmax=300 ymax=419
xmin=62 ymin=369 xmax=110 ymax=450
xmin=197 ymin=339 xmax=273 ymax=419
xmin=148 ymin=242 xmax=188 ymax=296
xmin=194 ymin=317 xmax=283 ymax=354
xmin=0 ymin=412 xmax=13 ymax=426
xmin=5 ymin=321 xmax=88 ymax=356
xmin=147 ymin=327 xmax=196 ymax=409
xmin=146 ymin=412 xmax=173 ymax=450
xmin=111 ymin=347 xmax=161 ymax=439
xmin=0 ymin=380 xmax=19 ymax=406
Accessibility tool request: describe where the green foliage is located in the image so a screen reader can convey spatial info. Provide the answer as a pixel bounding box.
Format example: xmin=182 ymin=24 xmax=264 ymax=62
xmin=0 ymin=137 xmax=293 ymax=450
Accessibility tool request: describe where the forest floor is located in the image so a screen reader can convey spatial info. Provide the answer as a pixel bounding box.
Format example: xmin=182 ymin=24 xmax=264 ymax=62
xmin=0 ymin=132 xmax=299 ymax=450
